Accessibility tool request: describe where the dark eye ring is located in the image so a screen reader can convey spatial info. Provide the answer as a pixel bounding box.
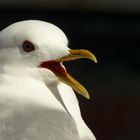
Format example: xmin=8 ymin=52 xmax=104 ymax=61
xmin=23 ymin=41 xmax=35 ymax=52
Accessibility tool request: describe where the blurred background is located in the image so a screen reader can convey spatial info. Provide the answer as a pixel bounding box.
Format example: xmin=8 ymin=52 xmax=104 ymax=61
xmin=0 ymin=0 xmax=140 ymax=140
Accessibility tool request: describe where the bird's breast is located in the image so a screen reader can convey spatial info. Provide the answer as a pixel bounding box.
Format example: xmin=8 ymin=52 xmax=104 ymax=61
xmin=0 ymin=75 xmax=80 ymax=140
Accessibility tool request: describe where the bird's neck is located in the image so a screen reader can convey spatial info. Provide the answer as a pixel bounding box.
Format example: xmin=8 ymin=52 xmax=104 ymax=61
xmin=0 ymin=64 xmax=95 ymax=139
xmin=0 ymin=64 xmax=36 ymax=78
xmin=0 ymin=64 xmax=78 ymax=116
xmin=0 ymin=63 xmax=59 ymax=87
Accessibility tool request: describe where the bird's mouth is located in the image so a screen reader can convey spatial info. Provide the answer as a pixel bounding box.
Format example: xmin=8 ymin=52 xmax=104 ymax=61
xmin=40 ymin=49 xmax=97 ymax=99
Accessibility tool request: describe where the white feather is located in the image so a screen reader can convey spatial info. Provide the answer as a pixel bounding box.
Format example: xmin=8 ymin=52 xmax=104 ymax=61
xmin=0 ymin=20 xmax=96 ymax=140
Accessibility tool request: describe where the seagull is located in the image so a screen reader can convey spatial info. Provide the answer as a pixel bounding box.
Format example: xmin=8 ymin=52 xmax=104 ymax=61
xmin=0 ymin=20 xmax=97 ymax=140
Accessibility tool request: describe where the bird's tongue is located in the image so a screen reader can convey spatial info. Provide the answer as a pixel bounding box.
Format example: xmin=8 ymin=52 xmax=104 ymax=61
xmin=40 ymin=61 xmax=90 ymax=99
xmin=40 ymin=49 xmax=97 ymax=99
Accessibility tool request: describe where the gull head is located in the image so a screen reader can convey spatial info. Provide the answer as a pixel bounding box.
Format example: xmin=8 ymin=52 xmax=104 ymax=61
xmin=0 ymin=20 xmax=97 ymax=99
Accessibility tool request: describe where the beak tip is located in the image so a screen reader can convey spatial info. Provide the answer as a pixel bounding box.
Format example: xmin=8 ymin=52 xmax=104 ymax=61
xmin=94 ymin=59 xmax=98 ymax=63
xmin=91 ymin=55 xmax=98 ymax=63
xmin=84 ymin=92 xmax=90 ymax=100
xmin=86 ymin=96 xmax=90 ymax=100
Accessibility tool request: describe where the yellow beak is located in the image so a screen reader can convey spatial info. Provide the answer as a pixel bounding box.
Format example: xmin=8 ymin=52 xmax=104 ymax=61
xmin=58 ymin=49 xmax=97 ymax=63
xmin=40 ymin=49 xmax=97 ymax=99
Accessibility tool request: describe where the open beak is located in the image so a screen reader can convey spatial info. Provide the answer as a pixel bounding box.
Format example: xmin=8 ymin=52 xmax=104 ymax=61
xmin=40 ymin=49 xmax=97 ymax=99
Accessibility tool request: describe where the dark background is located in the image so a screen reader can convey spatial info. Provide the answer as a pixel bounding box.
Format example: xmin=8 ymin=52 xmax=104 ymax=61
xmin=0 ymin=1 xmax=140 ymax=140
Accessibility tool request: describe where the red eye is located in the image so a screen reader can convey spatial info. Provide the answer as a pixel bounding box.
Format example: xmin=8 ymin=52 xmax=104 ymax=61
xmin=23 ymin=41 xmax=35 ymax=52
